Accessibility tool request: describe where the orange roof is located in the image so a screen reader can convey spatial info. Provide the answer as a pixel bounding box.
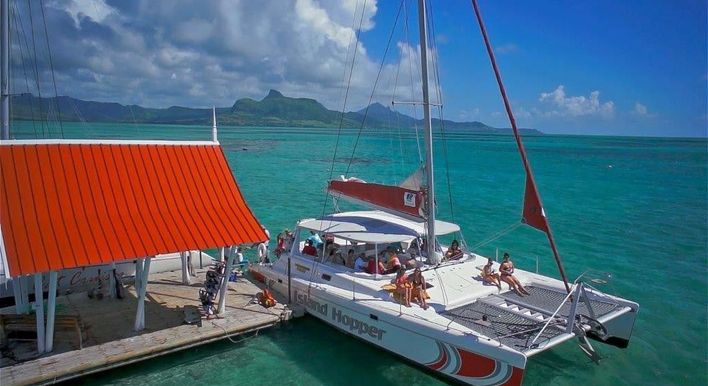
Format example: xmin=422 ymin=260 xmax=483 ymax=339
xmin=0 ymin=141 xmax=267 ymax=277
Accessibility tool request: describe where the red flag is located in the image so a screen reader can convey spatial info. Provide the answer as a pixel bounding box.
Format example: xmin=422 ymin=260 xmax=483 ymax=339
xmin=522 ymin=176 xmax=549 ymax=233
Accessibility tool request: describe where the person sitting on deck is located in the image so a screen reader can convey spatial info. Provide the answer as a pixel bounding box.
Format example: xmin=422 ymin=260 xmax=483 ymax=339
xmin=366 ymin=256 xmax=385 ymax=274
xmin=354 ymin=253 xmax=368 ymax=271
xmin=481 ymin=258 xmax=502 ymax=290
xmin=302 ymin=239 xmax=318 ymax=257
xmin=394 ymin=266 xmax=412 ymax=307
xmin=445 ymin=240 xmax=464 ymax=260
xmin=382 ymin=253 xmax=401 ymax=275
xmin=409 ymin=267 xmax=429 ymax=310
xmin=499 ymin=253 xmax=530 ymax=296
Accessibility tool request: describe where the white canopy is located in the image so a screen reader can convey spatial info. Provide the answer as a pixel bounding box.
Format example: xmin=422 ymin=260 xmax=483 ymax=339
xmin=297 ymin=210 xmax=460 ymax=244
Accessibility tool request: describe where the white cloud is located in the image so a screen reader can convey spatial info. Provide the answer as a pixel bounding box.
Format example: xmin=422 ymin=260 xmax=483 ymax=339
xmin=633 ymin=102 xmax=648 ymax=116
xmin=495 ymin=43 xmax=518 ymax=55
xmin=538 ymin=85 xmax=614 ymax=119
xmin=61 ymin=0 xmax=115 ymax=27
xmin=31 ymin=0 xmax=387 ymax=109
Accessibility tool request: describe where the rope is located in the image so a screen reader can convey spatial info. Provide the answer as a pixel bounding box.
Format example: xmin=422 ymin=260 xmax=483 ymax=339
xmin=209 ymin=320 xmax=261 ymax=344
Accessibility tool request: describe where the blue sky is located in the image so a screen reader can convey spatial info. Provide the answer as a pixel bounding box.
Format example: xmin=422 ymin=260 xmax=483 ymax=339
xmin=10 ymin=0 xmax=707 ymax=137
xmin=365 ymin=1 xmax=707 ymax=137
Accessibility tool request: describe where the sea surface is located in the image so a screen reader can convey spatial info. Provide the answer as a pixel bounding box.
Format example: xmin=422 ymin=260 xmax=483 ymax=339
xmin=13 ymin=122 xmax=707 ymax=385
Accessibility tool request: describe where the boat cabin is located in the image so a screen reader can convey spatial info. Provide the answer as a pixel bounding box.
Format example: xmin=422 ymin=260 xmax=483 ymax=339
xmin=287 ymin=210 xmax=472 ymax=274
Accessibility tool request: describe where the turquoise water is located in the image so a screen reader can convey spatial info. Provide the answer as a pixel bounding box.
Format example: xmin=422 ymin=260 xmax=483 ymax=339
xmin=14 ymin=122 xmax=707 ymax=385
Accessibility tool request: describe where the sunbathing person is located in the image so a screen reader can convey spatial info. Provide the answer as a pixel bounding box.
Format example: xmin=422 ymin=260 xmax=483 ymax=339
xmin=394 ymin=266 xmax=412 ymax=307
xmin=481 ymin=258 xmax=502 ymax=290
xmin=499 ymin=253 xmax=530 ymax=295
xmin=445 ymin=240 xmax=464 ymax=260
xmin=409 ymin=267 xmax=429 ymax=310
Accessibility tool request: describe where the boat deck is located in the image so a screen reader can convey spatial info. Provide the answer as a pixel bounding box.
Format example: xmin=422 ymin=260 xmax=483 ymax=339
xmin=444 ymin=286 xmax=619 ymax=353
xmin=0 ymin=268 xmax=292 ymax=386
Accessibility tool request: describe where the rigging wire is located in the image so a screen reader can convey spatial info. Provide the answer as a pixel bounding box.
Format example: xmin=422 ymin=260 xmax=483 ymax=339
xmin=311 ymin=0 xmax=372 ymax=291
xmin=427 ymin=1 xmax=456 ymax=223
xmin=401 ymin=0 xmax=423 ymax=163
xmin=39 ymin=0 xmax=64 ymax=138
xmin=344 ymin=0 xmax=404 ymax=177
xmin=25 ymin=0 xmax=48 ymax=138
xmin=319 ymin=0 xmax=368 ymax=220
xmin=10 ymin=1 xmax=38 ymax=138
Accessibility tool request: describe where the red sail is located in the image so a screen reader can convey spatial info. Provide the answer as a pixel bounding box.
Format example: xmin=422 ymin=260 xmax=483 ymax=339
xmin=522 ymin=176 xmax=549 ymax=233
xmin=328 ymin=180 xmax=425 ymax=221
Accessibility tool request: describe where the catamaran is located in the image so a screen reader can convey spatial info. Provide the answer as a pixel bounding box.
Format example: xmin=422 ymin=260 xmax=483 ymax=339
xmin=251 ymin=0 xmax=638 ymax=385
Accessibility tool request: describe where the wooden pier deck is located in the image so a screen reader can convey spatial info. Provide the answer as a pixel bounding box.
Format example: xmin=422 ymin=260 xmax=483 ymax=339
xmin=0 ymin=268 xmax=291 ymax=386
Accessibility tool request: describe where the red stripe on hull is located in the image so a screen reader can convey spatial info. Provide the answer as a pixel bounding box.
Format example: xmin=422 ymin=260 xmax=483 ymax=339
xmin=455 ymin=347 xmax=497 ymax=378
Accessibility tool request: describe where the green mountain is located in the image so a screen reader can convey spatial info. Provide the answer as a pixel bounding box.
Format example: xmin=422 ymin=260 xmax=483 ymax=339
xmin=9 ymin=90 xmax=542 ymax=134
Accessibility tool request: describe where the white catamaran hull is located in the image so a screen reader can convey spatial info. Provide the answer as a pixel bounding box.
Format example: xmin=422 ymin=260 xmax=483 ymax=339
xmin=253 ymin=261 xmax=527 ymax=386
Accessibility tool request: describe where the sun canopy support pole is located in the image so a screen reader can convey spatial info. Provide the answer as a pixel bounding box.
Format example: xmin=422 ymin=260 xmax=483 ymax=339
xmin=134 ymin=257 xmax=152 ymax=331
xmin=218 ymin=245 xmax=235 ymax=314
xmin=45 ymin=271 xmax=57 ymax=352
xmin=33 ymin=273 xmax=45 ymax=354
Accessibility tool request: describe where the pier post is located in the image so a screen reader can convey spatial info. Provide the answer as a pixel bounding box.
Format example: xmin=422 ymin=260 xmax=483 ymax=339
xmin=218 ymin=246 xmax=235 ymax=314
xmin=12 ymin=276 xmax=23 ymax=312
xmin=109 ymin=262 xmax=117 ymax=298
xmin=33 ymin=273 xmax=45 ymax=354
xmin=45 ymin=271 xmax=58 ymax=352
xmin=180 ymin=251 xmax=191 ymax=284
xmin=134 ymin=257 xmax=152 ymax=331
xmin=218 ymin=247 xmax=225 ymax=262
xmin=18 ymin=275 xmax=30 ymax=314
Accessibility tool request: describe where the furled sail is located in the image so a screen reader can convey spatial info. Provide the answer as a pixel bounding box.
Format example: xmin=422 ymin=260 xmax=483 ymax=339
xmin=328 ymin=174 xmax=425 ymax=221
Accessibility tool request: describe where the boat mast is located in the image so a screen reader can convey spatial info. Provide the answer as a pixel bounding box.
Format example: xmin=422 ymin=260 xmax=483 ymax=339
xmin=417 ymin=0 xmax=437 ymax=262
xmin=1 ymin=0 xmax=9 ymax=140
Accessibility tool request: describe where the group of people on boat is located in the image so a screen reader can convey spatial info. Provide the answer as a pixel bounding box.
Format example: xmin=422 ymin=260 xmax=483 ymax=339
xmin=480 ymin=252 xmax=530 ymax=296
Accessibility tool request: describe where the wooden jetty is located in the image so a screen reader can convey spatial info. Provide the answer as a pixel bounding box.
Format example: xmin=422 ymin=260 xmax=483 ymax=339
xmin=0 ymin=268 xmax=292 ymax=386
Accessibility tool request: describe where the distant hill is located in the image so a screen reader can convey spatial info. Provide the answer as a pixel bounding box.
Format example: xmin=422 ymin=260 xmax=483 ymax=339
xmin=9 ymin=91 xmax=542 ymax=134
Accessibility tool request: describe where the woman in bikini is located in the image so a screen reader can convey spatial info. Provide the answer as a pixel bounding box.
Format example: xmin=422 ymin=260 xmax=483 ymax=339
xmin=482 ymin=258 xmax=502 ymax=290
xmin=409 ymin=267 xmax=429 ymax=310
xmin=394 ymin=266 xmax=412 ymax=307
xmin=499 ymin=253 xmax=530 ymax=296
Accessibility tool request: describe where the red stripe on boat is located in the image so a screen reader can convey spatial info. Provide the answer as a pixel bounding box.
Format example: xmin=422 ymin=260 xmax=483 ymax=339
xmin=454 ymin=347 xmax=497 ymax=378
xmin=503 ymin=366 xmax=525 ymax=386
xmin=427 ymin=345 xmax=448 ymax=370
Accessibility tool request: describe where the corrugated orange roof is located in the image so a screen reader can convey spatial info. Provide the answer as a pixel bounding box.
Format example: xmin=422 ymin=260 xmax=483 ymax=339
xmin=0 ymin=141 xmax=267 ymax=277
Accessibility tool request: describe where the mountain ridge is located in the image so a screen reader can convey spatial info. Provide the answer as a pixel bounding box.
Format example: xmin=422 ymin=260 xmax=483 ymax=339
xmin=9 ymin=90 xmax=542 ymax=134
